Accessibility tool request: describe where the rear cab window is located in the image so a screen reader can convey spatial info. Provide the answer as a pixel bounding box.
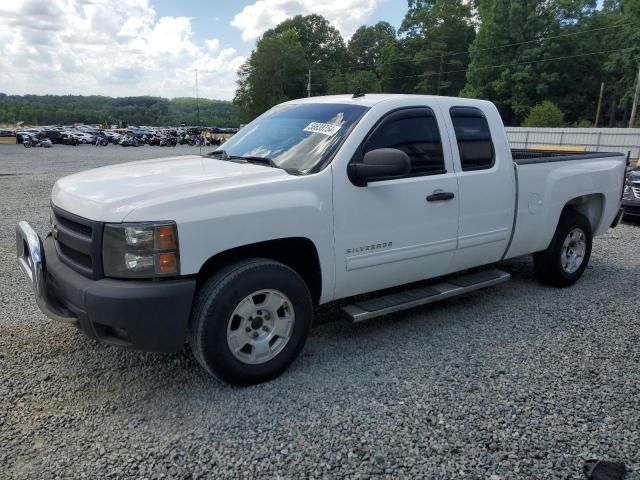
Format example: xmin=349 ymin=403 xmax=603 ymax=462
xmin=450 ymin=107 xmax=495 ymax=171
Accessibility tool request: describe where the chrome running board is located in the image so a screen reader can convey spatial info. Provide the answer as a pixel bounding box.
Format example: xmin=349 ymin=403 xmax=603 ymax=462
xmin=343 ymin=269 xmax=510 ymax=323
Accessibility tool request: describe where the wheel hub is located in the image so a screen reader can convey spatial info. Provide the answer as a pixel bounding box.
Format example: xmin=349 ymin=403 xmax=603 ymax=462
xmin=561 ymin=228 xmax=587 ymax=274
xmin=250 ymin=317 xmax=264 ymax=330
xmin=226 ymin=289 xmax=295 ymax=365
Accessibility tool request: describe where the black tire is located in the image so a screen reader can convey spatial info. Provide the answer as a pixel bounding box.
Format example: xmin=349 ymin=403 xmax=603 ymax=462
xmin=189 ymin=258 xmax=313 ymax=385
xmin=534 ymin=209 xmax=593 ymax=287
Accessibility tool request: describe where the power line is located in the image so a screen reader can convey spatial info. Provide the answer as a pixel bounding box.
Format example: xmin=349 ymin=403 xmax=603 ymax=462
xmin=306 ymin=45 xmax=638 ymax=93
xmin=314 ymin=45 xmax=639 ymax=87
xmin=335 ymin=21 xmax=634 ymax=73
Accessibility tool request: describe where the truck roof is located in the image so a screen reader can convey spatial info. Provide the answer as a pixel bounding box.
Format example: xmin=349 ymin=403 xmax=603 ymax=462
xmin=287 ymin=94 xmax=494 ymax=109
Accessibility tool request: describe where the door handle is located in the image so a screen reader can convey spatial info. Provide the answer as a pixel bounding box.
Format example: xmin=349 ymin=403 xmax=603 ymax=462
xmin=427 ymin=191 xmax=455 ymax=202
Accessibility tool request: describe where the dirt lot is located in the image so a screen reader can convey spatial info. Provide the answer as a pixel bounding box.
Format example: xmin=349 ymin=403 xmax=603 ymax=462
xmin=1 ymin=143 xmax=639 ymax=479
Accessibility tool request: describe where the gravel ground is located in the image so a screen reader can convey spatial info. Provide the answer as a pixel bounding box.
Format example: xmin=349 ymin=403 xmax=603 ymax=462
xmin=1 ymin=143 xmax=639 ymax=479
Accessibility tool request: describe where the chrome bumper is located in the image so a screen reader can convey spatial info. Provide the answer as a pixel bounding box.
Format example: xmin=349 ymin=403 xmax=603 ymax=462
xmin=16 ymin=221 xmax=77 ymax=323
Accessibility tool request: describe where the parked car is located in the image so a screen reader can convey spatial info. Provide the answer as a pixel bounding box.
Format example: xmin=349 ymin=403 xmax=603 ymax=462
xmin=73 ymin=132 xmax=95 ymax=144
xmin=37 ymin=130 xmax=64 ymax=144
xmin=16 ymin=94 xmax=626 ymax=385
xmin=622 ymin=170 xmax=640 ymax=221
xmin=23 ymin=135 xmax=52 ymax=148
xmin=119 ymin=135 xmax=140 ymax=147
xmin=60 ymin=134 xmax=79 ymax=146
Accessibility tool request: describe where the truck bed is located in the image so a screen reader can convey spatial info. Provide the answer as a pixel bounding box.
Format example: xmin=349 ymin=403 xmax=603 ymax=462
xmin=512 ymin=149 xmax=623 ymax=165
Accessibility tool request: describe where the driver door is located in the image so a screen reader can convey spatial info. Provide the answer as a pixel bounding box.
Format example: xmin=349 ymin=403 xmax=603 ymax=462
xmin=332 ymin=106 xmax=460 ymax=299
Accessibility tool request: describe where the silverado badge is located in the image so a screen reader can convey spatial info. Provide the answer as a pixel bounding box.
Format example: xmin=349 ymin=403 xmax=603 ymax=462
xmin=346 ymin=242 xmax=392 ymax=255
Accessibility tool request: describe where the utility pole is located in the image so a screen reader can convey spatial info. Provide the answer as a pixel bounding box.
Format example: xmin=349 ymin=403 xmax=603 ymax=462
xmin=629 ymin=63 xmax=640 ymax=128
xmin=307 ymin=69 xmax=311 ymax=98
xmin=195 ymin=69 xmax=201 ymax=154
xmin=437 ymin=54 xmax=444 ymax=96
xmin=195 ymin=69 xmax=201 ymax=128
xmin=594 ymin=82 xmax=605 ymax=128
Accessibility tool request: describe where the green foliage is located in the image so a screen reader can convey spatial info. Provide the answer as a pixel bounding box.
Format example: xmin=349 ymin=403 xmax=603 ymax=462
xmin=234 ymin=14 xmax=347 ymax=121
xmin=523 ymin=101 xmax=566 ymax=127
xmin=347 ymin=22 xmax=396 ymax=69
xmin=234 ymin=30 xmax=308 ymax=122
xmin=0 ymin=95 xmax=239 ymax=126
xmin=574 ymin=119 xmax=594 ymax=127
xmin=327 ymin=70 xmax=382 ymax=95
xmin=233 ymin=2 xmax=639 ymax=126
xmin=398 ymin=0 xmax=475 ymax=96
xmin=462 ymin=0 xmax=626 ymax=125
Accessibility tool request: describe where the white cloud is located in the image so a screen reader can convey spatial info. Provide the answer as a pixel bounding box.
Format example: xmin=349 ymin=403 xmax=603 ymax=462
xmin=205 ymin=38 xmax=220 ymax=52
xmin=0 ymin=0 xmax=245 ymax=100
xmin=231 ymin=0 xmax=383 ymax=42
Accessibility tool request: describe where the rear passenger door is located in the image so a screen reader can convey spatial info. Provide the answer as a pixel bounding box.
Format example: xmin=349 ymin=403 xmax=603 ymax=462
xmin=333 ymin=106 xmax=460 ymax=299
xmin=445 ymin=106 xmax=515 ymax=271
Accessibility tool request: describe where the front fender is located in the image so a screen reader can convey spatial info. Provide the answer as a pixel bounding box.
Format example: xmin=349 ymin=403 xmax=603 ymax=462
xmin=128 ymin=171 xmax=336 ymax=304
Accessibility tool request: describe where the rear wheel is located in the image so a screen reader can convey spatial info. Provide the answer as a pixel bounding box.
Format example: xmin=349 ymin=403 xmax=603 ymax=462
xmin=189 ymin=259 xmax=313 ymax=385
xmin=534 ymin=210 xmax=592 ymax=287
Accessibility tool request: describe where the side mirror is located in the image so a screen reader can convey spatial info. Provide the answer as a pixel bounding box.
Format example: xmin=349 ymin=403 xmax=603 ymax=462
xmin=349 ymin=148 xmax=411 ymax=186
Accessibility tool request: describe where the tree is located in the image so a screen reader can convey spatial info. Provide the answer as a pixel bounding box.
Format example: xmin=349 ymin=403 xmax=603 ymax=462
xmin=523 ymin=101 xmax=565 ymax=127
xmin=263 ymin=14 xmax=347 ymax=97
xmin=347 ymin=22 xmax=396 ymax=68
xmin=233 ymin=30 xmax=308 ymax=122
xmin=593 ymin=0 xmax=640 ymax=126
xmin=397 ymin=0 xmax=475 ymax=96
xmin=326 ymin=21 xmax=396 ymax=95
xmin=0 ymin=95 xmax=239 ymax=126
xmin=234 ymin=15 xmax=349 ymax=121
xmin=463 ymin=0 xmax=600 ymax=125
xmin=327 ymin=70 xmax=382 ymax=95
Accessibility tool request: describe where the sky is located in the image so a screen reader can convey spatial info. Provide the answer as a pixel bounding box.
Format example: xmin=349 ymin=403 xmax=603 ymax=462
xmin=0 ymin=0 xmax=405 ymax=101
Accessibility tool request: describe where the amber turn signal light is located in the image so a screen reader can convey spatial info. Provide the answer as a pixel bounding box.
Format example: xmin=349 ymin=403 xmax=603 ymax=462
xmin=158 ymin=253 xmax=178 ymax=274
xmin=156 ymin=225 xmax=177 ymax=250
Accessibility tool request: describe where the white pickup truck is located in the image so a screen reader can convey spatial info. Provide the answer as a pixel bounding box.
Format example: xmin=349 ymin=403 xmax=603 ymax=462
xmin=17 ymin=94 xmax=626 ymax=384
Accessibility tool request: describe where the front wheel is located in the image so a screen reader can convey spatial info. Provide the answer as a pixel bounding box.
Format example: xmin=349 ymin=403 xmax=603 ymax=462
xmin=189 ymin=259 xmax=313 ymax=385
xmin=534 ymin=210 xmax=592 ymax=287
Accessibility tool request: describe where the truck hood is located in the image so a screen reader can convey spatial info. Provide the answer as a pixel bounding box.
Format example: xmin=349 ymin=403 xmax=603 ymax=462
xmin=52 ymin=155 xmax=289 ymax=222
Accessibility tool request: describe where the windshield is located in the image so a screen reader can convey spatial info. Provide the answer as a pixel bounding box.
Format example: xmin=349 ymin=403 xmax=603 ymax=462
xmin=213 ymin=103 xmax=368 ymax=174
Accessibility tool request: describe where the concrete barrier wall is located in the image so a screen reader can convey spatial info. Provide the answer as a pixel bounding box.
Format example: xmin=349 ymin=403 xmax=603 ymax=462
xmin=506 ymin=127 xmax=640 ymax=159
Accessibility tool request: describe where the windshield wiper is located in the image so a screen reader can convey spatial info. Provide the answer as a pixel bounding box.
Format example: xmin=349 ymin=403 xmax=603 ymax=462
xmin=206 ymin=152 xmax=299 ymax=174
xmin=228 ymin=155 xmax=278 ymax=168
xmin=206 ymin=149 xmax=229 ymax=159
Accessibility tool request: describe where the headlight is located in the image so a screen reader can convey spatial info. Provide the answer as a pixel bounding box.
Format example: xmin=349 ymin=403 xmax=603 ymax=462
xmin=103 ymin=222 xmax=180 ymax=278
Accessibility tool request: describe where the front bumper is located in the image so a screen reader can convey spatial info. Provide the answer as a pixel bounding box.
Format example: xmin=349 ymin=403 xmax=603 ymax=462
xmin=16 ymin=221 xmax=196 ymax=352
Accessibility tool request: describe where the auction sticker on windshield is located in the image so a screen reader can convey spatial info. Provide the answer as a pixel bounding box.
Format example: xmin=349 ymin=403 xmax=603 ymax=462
xmin=304 ymin=122 xmax=342 ymax=136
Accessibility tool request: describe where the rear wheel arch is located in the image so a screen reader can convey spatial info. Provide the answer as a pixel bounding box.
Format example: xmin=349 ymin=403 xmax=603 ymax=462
xmin=562 ymin=193 xmax=605 ymax=233
xmin=196 ymin=237 xmax=322 ymax=305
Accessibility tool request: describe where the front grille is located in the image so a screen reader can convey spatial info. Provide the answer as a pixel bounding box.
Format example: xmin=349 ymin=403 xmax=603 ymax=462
xmin=56 ymin=214 xmax=92 ymax=237
xmin=632 ymin=185 xmax=640 ymax=199
xmin=51 ymin=205 xmax=104 ymax=279
xmin=58 ymin=243 xmax=92 ymax=268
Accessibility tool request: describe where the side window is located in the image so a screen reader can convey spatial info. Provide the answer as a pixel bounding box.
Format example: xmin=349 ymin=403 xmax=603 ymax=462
xmin=364 ymin=110 xmax=445 ymax=177
xmin=450 ymin=107 xmax=495 ymax=171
